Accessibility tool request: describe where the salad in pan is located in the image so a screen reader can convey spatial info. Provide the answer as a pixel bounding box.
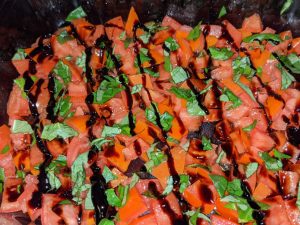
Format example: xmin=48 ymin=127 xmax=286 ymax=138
xmin=0 ymin=5 xmax=299 ymax=225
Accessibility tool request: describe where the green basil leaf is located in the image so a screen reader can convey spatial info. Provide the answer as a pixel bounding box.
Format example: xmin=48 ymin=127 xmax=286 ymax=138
xmin=129 ymin=173 xmax=140 ymax=189
xmin=232 ymin=57 xmax=256 ymax=82
xmin=16 ymin=170 xmax=26 ymax=179
xmin=54 ymin=77 xmax=64 ymax=98
xmin=169 ymin=86 xmax=194 ymax=100
xmin=146 ymin=143 xmax=167 ymax=168
xmin=243 ymin=34 xmax=282 ymax=43
xmin=57 ymin=30 xmax=74 ymax=44
xmin=242 ymin=120 xmax=257 ymax=132
xmin=216 ymin=150 xmax=226 ymax=164
xmin=236 ymin=80 xmax=256 ymax=102
xmin=1 ymin=145 xmax=10 ymax=154
xmin=227 ymin=179 xmax=243 ymax=197
xmin=0 ymin=168 xmax=4 ymax=193
xmin=209 ymin=174 xmax=228 ymax=197
xmin=85 ymin=187 xmax=94 ymax=210
xmin=144 ymin=67 xmax=160 ymax=77
xmin=179 ymin=174 xmax=190 ymax=193
xmin=277 ymin=63 xmax=296 ymax=89
xmin=46 ymin=155 xmax=67 ymax=173
xmin=106 ymin=52 xmax=115 ymax=70
xmin=273 ymin=149 xmax=291 ymax=159
xmin=171 ymin=66 xmax=189 ymax=83
xmin=160 ymin=112 xmax=174 ymax=131
xmin=164 ymin=37 xmax=179 ymax=51
xmin=124 ymin=37 xmax=133 ymax=48
xmin=11 ymin=120 xmax=33 ymax=134
xmin=187 ymin=99 xmax=206 ymax=116
xmin=296 ymin=181 xmax=300 ymax=210
xmin=12 ymin=48 xmax=27 ymax=60
xmin=66 ymin=6 xmax=87 ymax=22
xmin=98 ymin=218 xmax=114 ymax=225
xmin=119 ymin=31 xmax=126 ymax=40
xmin=164 ymin=55 xmax=172 ymax=72
xmin=94 ymin=76 xmax=124 ymax=104
xmin=202 ymin=136 xmax=213 ymax=150
xmin=280 ymin=0 xmax=293 ymax=15
xmin=47 ymin=170 xmax=62 ymax=191
xmin=113 ymin=114 xmax=133 ymax=136
xmin=76 ymin=52 xmax=86 ymax=72
xmin=259 ymin=152 xmax=283 ymax=171
xmin=162 ymin=176 xmax=174 ymax=195
xmin=257 ymin=67 xmax=263 ymax=76
xmin=185 ymin=209 xmax=211 ymax=224
xmin=134 ymin=48 xmax=151 ymax=67
xmin=218 ymin=6 xmax=227 ymax=18
xmin=41 ymin=123 xmax=78 ymax=141
xmin=278 ymin=53 xmax=300 ymax=74
xmin=209 ymin=47 xmax=233 ymax=60
xmin=102 ymin=166 xmax=117 ymax=183
xmin=91 ymin=138 xmax=112 ymax=150
xmin=237 ymin=202 xmax=254 ymax=223
xmin=101 ymin=126 xmax=122 ymax=138
xmin=105 ymin=188 xmax=121 ymax=207
xmin=187 ymin=22 xmax=202 ymax=41
xmin=245 ymin=162 xmax=259 ymax=178
xmin=53 ymin=60 xmax=72 ymax=84
xmin=131 ymin=84 xmax=143 ymax=94
xmin=145 ymin=21 xmax=168 ymax=33
xmin=220 ymin=88 xmax=242 ymax=109
xmin=54 ymin=96 xmax=72 ymax=118
xmin=58 ymin=199 xmax=72 ymax=205
xmin=139 ymin=32 xmax=151 ymax=44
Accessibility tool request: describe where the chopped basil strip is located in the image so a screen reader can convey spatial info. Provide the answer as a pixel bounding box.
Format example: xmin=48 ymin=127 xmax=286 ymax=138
xmin=164 ymin=55 xmax=172 ymax=72
xmin=66 ymin=6 xmax=87 ymax=22
xmin=220 ymin=88 xmax=242 ymax=109
xmin=209 ymin=174 xmax=228 ymax=197
xmin=209 ymin=47 xmax=233 ymax=60
xmin=273 ymin=149 xmax=291 ymax=159
xmin=101 ymin=126 xmax=122 ymax=138
xmin=145 ymin=144 xmax=167 ymax=171
xmin=179 ymin=174 xmax=190 ymax=193
xmin=47 ymin=170 xmax=62 ymax=191
xmin=105 ymin=185 xmax=129 ymax=207
xmin=94 ymin=76 xmax=124 ymax=104
xmin=91 ymin=138 xmax=112 ymax=150
xmin=85 ymin=187 xmax=94 ymax=210
xmin=76 ymin=52 xmax=86 ymax=72
xmin=242 ymin=120 xmax=257 ymax=132
xmin=243 ymin=33 xmax=282 ymax=43
xmin=202 ymin=136 xmax=213 ymax=150
xmin=218 ymin=6 xmax=227 ymax=18
xmin=187 ymin=99 xmax=206 ymax=116
xmin=277 ymin=63 xmax=296 ymax=89
xmin=171 ymin=66 xmax=189 ymax=83
xmin=259 ymin=152 xmax=283 ymax=171
xmin=146 ymin=104 xmax=174 ymax=131
xmin=296 ymin=181 xmax=300 ymax=209
xmin=278 ymin=53 xmax=300 ymax=74
xmin=129 ymin=173 xmax=140 ymax=189
xmin=12 ymin=48 xmax=27 ymax=60
xmin=0 ymin=168 xmax=4 ymax=193
xmin=162 ymin=176 xmax=174 ymax=195
xmin=11 ymin=120 xmax=33 ymax=134
xmin=164 ymin=37 xmax=179 ymax=51
xmin=187 ymin=22 xmax=202 ymax=41
xmin=227 ymin=179 xmax=243 ymax=197
xmin=53 ymin=60 xmax=72 ymax=84
xmin=236 ymin=80 xmax=256 ymax=101
xmin=54 ymin=96 xmax=72 ymax=118
xmin=185 ymin=209 xmax=210 ymax=224
xmin=57 ymin=30 xmax=74 ymax=44
xmin=280 ymin=0 xmax=293 ymax=15
xmin=245 ymin=162 xmax=259 ymax=178
xmin=169 ymin=86 xmax=194 ymax=100
xmin=58 ymin=199 xmax=72 ymax=205
xmin=102 ymin=166 xmax=117 ymax=183
xmin=232 ymin=57 xmax=255 ymax=82
xmin=131 ymin=84 xmax=143 ymax=94
xmin=1 ymin=145 xmax=10 ymax=154
xmin=98 ymin=218 xmax=115 ymax=225
xmin=41 ymin=123 xmax=78 ymax=141
xmin=139 ymin=32 xmax=151 ymax=44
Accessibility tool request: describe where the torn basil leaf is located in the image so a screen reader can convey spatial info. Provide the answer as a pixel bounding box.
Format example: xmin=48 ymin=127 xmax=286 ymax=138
xmin=98 ymin=218 xmax=114 ymax=225
xmin=273 ymin=149 xmax=291 ymax=159
xmin=243 ymin=33 xmax=282 ymax=43
xmin=101 ymin=126 xmax=122 ymax=138
xmin=12 ymin=48 xmax=27 ymax=60
xmin=280 ymin=0 xmax=293 ymax=15
xmin=179 ymin=174 xmax=190 ymax=193
xmin=227 ymin=179 xmax=243 ymax=197
xmin=187 ymin=99 xmax=206 ymax=116
xmin=218 ymin=6 xmax=227 ymax=18
xmin=278 ymin=53 xmax=300 ymax=74
xmin=164 ymin=37 xmax=179 ymax=51
xmin=11 ymin=120 xmax=33 ymax=134
xmin=57 ymin=30 xmax=74 ymax=44
xmin=102 ymin=166 xmax=117 ymax=183
xmin=66 ymin=6 xmax=87 ymax=22
xmin=259 ymin=152 xmax=283 ymax=171
xmin=209 ymin=174 xmax=228 ymax=197
xmin=277 ymin=63 xmax=296 ymax=89
xmin=162 ymin=176 xmax=174 ymax=195
xmin=0 ymin=145 xmax=9 ymax=154
xmin=202 ymin=136 xmax=213 ymax=150
xmin=53 ymin=60 xmax=72 ymax=84
xmin=187 ymin=22 xmax=202 ymax=41
xmin=47 ymin=170 xmax=62 ymax=191
xmin=76 ymin=52 xmax=86 ymax=72
xmin=131 ymin=84 xmax=143 ymax=94
xmin=209 ymin=47 xmax=233 ymax=60
xmin=232 ymin=57 xmax=256 ymax=82
xmin=41 ymin=123 xmax=78 ymax=141
xmin=220 ymin=88 xmax=242 ymax=109
xmin=242 ymin=120 xmax=257 ymax=132
xmin=145 ymin=104 xmax=174 ymax=131
xmin=169 ymin=86 xmax=194 ymax=100
xmin=171 ymin=66 xmax=189 ymax=83
xmin=245 ymin=162 xmax=259 ymax=178
xmin=91 ymin=138 xmax=112 ymax=150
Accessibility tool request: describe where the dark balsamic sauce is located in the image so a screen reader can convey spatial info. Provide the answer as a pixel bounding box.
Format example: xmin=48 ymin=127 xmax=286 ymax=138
xmin=46 ymin=73 xmax=56 ymax=122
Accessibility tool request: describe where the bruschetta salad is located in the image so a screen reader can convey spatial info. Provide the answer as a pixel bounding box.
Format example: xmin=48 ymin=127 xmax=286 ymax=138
xmin=0 ymin=5 xmax=299 ymax=225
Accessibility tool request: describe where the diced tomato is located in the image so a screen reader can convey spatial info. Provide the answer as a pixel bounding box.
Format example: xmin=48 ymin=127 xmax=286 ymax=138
xmin=0 ymin=178 xmax=22 ymax=213
xmin=67 ymin=134 xmax=90 ymax=167
xmin=211 ymin=214 xmax=239 ymax=225
xmin=242 ymin=13 xmax=263 ymax=33
xmin=41 ymin=194 xmax=63 ymax=225
xmin=7 ymin=85 xmax=30 ymax=119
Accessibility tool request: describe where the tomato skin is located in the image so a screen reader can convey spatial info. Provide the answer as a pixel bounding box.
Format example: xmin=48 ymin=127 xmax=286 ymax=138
xmin=0 ymin=178 xmax=22 ymax=213
xmin=41 ymin=194 xmax=62 ymax=225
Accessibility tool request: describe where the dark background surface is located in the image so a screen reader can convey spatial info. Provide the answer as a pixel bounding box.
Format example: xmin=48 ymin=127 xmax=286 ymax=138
xmin=0 ymin=0 xmax=300 ymax=125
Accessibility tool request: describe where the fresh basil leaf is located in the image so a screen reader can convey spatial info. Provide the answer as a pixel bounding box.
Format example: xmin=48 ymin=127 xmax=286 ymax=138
xmin=54 ymin=77 xmax=64 ymax=98
xmin=259 ymin=152 xmax=283 ymax=171
xmin=237 ymin=202 xmax=254 ymax=223
xmin=76 ymin=52 xmax=86 ymax=72
xmin=142 ymin=190 xmax=158 ymax=199
xmin=232 ymin=57 xmax=256 ymax=82
xmin=216 ymin=150 xmax=226 ymax=164
xmin=202 ymin=136 xmax=213 ymax=150
xmin=134 ymin=48 xmax=151 ymax=67
xmin=98 ymin=218 xmax=114 ymax=225
xmin=102 ymin=166 xmax=117 ymax=183
xmin=11 ymin=120 xmax=33 ymax=134
xmin=277 ymin=63 xmax=296 ymax=89
xmin=164 ymin=37 xmax=179 ymax=51
xmin=144 ymin=67 xmax=159 ymax=77
xmin=187 ymin=99 xmax=206 ymax=116
xmin=280 ymin=0 xmax=293 ymax=15
xmin=59 ymin=199 xmax=72 ymax=205
xmin=179 ymin=174 xmax=190 ymax=193
xmin=106 ymin=52 xmax=115 ymax=70
xmin=169 ymin=86 xmax=194 ymax=100
xmin=41 ymin=123 xmax=78 ymax=141
xmin=162 ymin=176 xmax=174 ymax=195
xmin=278 ymin=53 xmax=300 ymax=74
xmin=57 ymin=30 xmax=74 ymax=44
xmin=91 ymin=138 xmax=112 ymax=150
xmin=257 ymin=67 xmax=263 ymax=76
xmin=227 ymin=179 xmax=243 ymax=197
xmin=16 ymin=170 xmax=26 ymax=179
xmin=54 ymin=96 xmax=72 ymax=118
xmin=53 ymin=60 xmax=72 ymax=84
xmin=47 ymin=170 xmax=62 ymax=191
xmin=200 ymin=84 xmax=213 ymax=94
xmin=218 ymin=6 xmax=227 ymax=18
xmin=186 ymin=164 xmax=212 ymax=172
xmin=164 ymin=55 xmax=172 ymax=72
xmin=12 ymin=48 xmax=27 ymax=60
xmin=220 ymin=88 xmax=242 ymax=109
xmin=185 ymin=209 xmax=210 ymax=225
xmin=85 ymin=187 xmax=94 ymax=210
xmin=131 ymin=84 xmax=143 ymax=94
xmin=119 ymin=31 xmax=126 ymax=40
xmin=243 ymin=33 xmax=282 ymax=43
xmin=242 ymin=120 xmax=257 ymax=132
xmin=105 ymin=185 xmax=129 ymax=207
xmin=124 ymin=37 xmax=133 ymax=48
xmin=209 ymin=174 xmax=228 ymax=197
xmin=145 ymin=104 xmax=173 ymax=131
xmin=273 ymin=149 xmax=291 ymax=159
xmin=145 ymin=21 xmax=167 ymax=33
xmin=146 ymin=143 xmax=167 ymax=170
xmin=209 ymin=47 xmax=233 ymax=60
xmin=94 ymin=76 xmax=124 ymax=104
xmin=167 ymin=136 xmax=180 ymax=144
xmin=46 ymin=155 xmax=67 ymax=173
xmin=71 ymin=152 xmax=89 ymax=204
xmin=66 ymin=6 xmax=87 ymax=22
xmin=0 ymin=168 xmax=4 ymax=193
xmin=129 ymin=173 xmax=139 ymax=189
xmin=1 ymin=145 xmax=10 ymax=154
xmin=236 ymin=80 xmax=256 ymax=102
xmin=139 ymin=32 xmax=151 ymax=44
xmin=113 ymin=115 xmax=133 ymax=136
xmin=245 ymin=162 xmax=259 ymax=178
xmin=187 ymin=22 xmax=202 ymax=41
xmin=101 ymin=126 xmax=122 ymax=138
xmin=171 ymin=66 xmax=189 ymax=83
